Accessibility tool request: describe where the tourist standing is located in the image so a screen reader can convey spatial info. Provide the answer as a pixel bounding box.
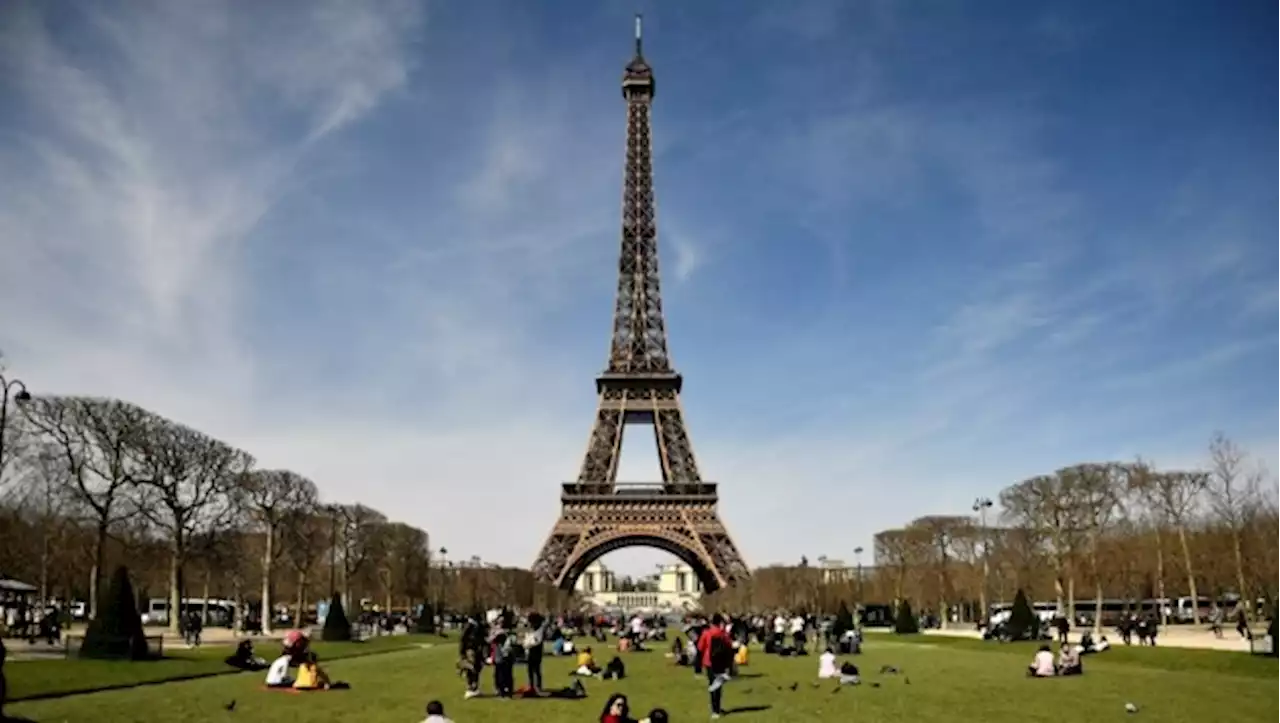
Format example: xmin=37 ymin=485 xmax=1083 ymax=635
xmin=525 ymin=612 xmax=546 ymax=693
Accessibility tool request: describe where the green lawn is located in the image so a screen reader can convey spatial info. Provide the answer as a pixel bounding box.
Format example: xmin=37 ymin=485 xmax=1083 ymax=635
xmin=6 ymin=636 xmax=1276 ymax=723
xmin=6 ymin=635 xmax=428 ymax=702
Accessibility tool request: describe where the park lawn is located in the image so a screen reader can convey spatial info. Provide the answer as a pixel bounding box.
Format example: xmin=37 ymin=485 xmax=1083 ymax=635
xmin=867 ymin=630 xmax=1279 ymax=679
xmin=8 ymin=636 xmax=1277 ymax=723
xmin=6 ymin=634 xmax=430 ymax=702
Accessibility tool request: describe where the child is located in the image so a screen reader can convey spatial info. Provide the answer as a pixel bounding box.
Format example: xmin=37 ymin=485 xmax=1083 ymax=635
xmin=422 ymin=699 xmax=454 ymax=723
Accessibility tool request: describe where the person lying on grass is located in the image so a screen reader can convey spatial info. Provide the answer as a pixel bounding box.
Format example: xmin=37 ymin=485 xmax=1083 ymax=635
xmin=294 ymin=651 xmax=349 ymax=690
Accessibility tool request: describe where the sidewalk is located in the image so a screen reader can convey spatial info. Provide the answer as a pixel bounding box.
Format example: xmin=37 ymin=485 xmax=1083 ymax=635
xmin=897 ymin=625 xmax=1262 ymax=653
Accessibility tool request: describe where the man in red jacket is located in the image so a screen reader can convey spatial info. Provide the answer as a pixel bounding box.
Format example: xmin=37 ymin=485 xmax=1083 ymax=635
xmin=696 ymin=613 xmax=732 ymax=718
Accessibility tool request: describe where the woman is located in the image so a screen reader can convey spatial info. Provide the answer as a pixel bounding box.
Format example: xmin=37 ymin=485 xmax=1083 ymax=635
xmin=600 ymin=692 xmax=635 ymax=723
xmin=293 ymin=652 xmax=332 ymax=690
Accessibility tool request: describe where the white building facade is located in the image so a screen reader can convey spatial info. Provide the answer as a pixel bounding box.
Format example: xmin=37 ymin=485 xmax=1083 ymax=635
xmin=574 ymin=561 xmax=702 ymax=612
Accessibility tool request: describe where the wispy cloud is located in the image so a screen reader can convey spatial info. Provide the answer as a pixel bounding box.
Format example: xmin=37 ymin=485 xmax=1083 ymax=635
xmin=1 ymin=1 xmax=1272 ymax=573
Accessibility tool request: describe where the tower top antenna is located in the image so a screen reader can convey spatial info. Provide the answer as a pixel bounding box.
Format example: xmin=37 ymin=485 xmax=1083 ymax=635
xmin=634 ymin=13 xmax=643 ymax=56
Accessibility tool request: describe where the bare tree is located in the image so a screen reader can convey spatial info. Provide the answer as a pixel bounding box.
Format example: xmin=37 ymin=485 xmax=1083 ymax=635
xmin=1126 ymin=462 xmax=1209 ymax=623
xmin=241 ymin=469 xmax=319 ymax=634
xmin=378 ymin=522 xmax=430 ymax=613
xmin=1000 ymin=475 xmax=1081 ymax=616
xmin=22 ymin=396 xmax=150 ymax=616
xmin=334 ymin=503 xmax=388 ymax=611
xmin=908 ymin=515 xmax=972 ymax=627
xmin=1059 ymin=463 xmax=1121 ymax=633
xmin=281 ymin=505 xmax=331 ymax=627
xmin=135 ymin=415 xmax=254 ymax=632
xmin=1207 ymin=433 xmax=1264 ymax=618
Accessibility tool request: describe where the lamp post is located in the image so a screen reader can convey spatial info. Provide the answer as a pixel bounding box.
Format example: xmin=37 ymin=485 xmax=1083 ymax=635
xmin=326 ymin=504 xmax=340 ymax=599
xmin=972 ymin=497 xmax=993 ymax=625
xmin=436 ymin=547 xmax=448 ymax=620
xmin=0 ymin=371 xmax=32 ymax=480
xmin=853 ymin=547 xmax=864 ymax=609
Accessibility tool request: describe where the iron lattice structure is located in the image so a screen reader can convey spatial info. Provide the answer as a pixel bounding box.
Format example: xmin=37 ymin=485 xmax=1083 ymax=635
xmin=532 ymin=18 xmax=748 ymax=593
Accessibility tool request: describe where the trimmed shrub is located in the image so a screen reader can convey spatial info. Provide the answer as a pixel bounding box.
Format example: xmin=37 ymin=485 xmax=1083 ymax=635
xmin=1264 ymin=598 xmax=1274 ymax=655
xmin=833 ymin=601 xmax=855 ymax=638
xmin=321 ymin=593 xmax=352 ymax=642
xmin=80 ymin=566 xmax=151 ymax=660
xmin=1006 ymin=588 xmax=1038 ymax=641
xmin=414 ymin=603 xmax=436 ymax=634
xmin=893 ymin=600 xmax=919 ymax=635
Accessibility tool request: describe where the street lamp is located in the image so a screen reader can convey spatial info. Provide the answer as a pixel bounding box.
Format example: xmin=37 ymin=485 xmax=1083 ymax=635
xmin=436 ymin=547 xmax=448 ymax=620
xmin=0 ymin=371 xmax=32 ymax=477
xmin=853 ymin=547 xmax=864 ymax=609
xmin=972 ymin=497 xmax=994 ymax=625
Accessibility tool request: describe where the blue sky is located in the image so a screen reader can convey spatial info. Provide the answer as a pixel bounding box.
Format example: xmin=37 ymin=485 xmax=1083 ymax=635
xmin=1 ymin=0 xmax=1275 ymax=576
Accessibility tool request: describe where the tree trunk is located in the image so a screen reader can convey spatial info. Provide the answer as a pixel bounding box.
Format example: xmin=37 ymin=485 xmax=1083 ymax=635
xmin=1175 ymin=524 xmax=1201 ymax=624
xmin=1153 ymin=528 xmax=1168 ymax=625
xmin=1231 ymin=529 xmax=1249 ymax=619
xmin=168 ymin=541 xmax=184 ymax=633
xmin=39 ymin=527 xmax=50 ymax=605
xmin=202 ymin=571 xmax=211 ymax=625
xmin=89 ymin=521 xmax=109 ymax=619
xmin=295 ymin=571 xmax=308 ymax=633
xmin=1066 ymin=573 xmax=1076 ymax=622
xmin=261 ymin=526 xmax=274 ymax=635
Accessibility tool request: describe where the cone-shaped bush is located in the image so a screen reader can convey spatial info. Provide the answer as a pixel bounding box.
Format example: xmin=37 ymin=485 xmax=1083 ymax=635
xmin=80 ymin=566 xmax=151 ymax=660
xmin=893 ymin=600 xmax=919 ymax=634
xmin=1006 ymin=588 xmax=1038 ymax=641
xmin=321 ymin=593 xmax=351 ymax=641
xmin=834 ymin=601 xmax=855 ymax=638
xmin=1264 ymin=601 xmax=1274 ymax=655
xmin=414 ymin=603 xmax=436 ymax=634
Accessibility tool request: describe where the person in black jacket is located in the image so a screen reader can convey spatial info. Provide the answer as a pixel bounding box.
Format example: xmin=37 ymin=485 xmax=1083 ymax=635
xmin=525 ymin=612 xmax=546 ymax=693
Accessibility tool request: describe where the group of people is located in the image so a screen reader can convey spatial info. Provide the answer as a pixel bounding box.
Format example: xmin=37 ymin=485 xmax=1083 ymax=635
xmin=224 ymin=631 xmax=349 ymax=692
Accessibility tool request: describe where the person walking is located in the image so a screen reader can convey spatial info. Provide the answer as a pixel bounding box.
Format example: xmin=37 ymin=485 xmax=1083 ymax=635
xmin=524 ymin=612 xmax=546 ymax=693
xmin=697 ymin=613 xmax=733 ymax=719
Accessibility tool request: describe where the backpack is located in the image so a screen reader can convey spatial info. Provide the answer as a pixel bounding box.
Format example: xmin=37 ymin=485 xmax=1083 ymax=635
xmin=709 ymin=632 xmax=732 ymax=671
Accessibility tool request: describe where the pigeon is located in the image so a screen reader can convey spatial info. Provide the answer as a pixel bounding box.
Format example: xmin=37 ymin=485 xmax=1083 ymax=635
xmin=1125 ymin=703 xmax=1139 ymax=714
xmin=880 ymin=665 xmax=900 ymax=674
xmin=904 ymin=676 xmax=911 ymax=685
xmin=811 ymin=682 xmax=821 ymax=688
xmin=789 ymin=682 xmax=799 ymax=691
xmin=224 ymin=700 xmax=237 ymax=712
xmin=870 ymin=682 xmax=881 ymax=688
xmin=831 ymin=686 xmax=841 ymax=694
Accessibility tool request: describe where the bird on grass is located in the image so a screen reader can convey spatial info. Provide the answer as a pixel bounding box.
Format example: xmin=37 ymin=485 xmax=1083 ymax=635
xmin=224 ymin=700 xmax=236 ymax=712
xmin=788 ymin=682 xmax=798 ymax=691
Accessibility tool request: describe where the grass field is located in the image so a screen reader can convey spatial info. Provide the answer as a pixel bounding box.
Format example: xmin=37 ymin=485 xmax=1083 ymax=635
xmin=5 ymin=635 xmax=1276 ymax=723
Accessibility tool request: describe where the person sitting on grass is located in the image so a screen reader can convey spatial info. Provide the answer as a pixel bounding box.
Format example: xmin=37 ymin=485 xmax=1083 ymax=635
xmin=225 ymin=640 xmax=268 ymax=671
xmin=839 ymin=661 xmax=860 ymax=685
xmin=1027 ymin=644 xmax=1056 ymax=677
xmin=421 ymin=699 xmax=454 ymax=723
xmin=265 ymin=652 xmax=294 ymax=688
xmin=668 ymin=636 xmax=689 ymax=665
xmin=1057 ymin=645 xmax=1083 ymax=676
xmin=294 ymin=651 xmax=349 ymax=690
xmin=574 ymin=646 xmax=602 ymax=676
xmin=600 ymin=693 xmax=634 ymax=723
xmin=602 ymin=655 xmax=626 ymax=680
xmin=818 ymin=647 xmax=838 ymax=679
xmin=639 ymin=709 xmax=669 ymax=723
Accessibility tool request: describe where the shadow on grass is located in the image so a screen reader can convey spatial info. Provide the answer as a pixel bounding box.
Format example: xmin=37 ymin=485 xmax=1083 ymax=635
xmin=724 ymin=704 xmax=772 ymax=714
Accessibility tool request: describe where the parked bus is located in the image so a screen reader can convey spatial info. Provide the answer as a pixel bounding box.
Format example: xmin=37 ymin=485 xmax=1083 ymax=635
xmin=140 ymin=597 xmax=237 ymax=626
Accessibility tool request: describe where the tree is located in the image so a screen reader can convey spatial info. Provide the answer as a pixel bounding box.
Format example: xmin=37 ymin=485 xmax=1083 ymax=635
xmin=322 ymin=592 xmax=352 ymax=641
xmin=241 ymin=469 xmax=319 ymax=634
xmin=1207 ymin=433 xmax=1263 ymax=617
xmin=21 ymin=396 xmax=150 ymax=618
xmin=333 ymin=503 xmax=387 ymax=610
xmin=907 ymin=515 xmax=972 ymax=628
xmin=281 ymin=504 xmax=331 ymax=628
xmin=80 ymin=565 xmax=150 ymax=660
xmin=893 ymin=599 xmax=918 ymax=634
xmin=1127 ymin=462 xmax=1209 ymax=623
xmin=1059 ymin=463 xmax=1121 ymax=633
xmin=1006 ymin=588 xmax=1037 ymax=641
xmin=1000 ymin=475 xmax=1081 ymax=618
xmin=134 ymin=415 xmax=254 ymax=632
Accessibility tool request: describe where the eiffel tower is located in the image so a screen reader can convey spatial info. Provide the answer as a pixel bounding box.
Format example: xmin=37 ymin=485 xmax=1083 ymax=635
xmin=531 ymin=16 xmax=748 ymax=593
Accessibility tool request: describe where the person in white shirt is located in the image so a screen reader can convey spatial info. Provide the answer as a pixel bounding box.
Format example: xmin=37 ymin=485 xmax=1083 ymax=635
xmin=818 ymin=648 xmax=838 ymax=679
xmin=264 ymin=654 xmax=293 ymax=687
xmin=422 ymin=699 xmax=453 ymax=723
xmin=1027 ymin=645 xmax=1056 ymax=677
xmin=790 ymin=615 xmax=807 ymax=652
